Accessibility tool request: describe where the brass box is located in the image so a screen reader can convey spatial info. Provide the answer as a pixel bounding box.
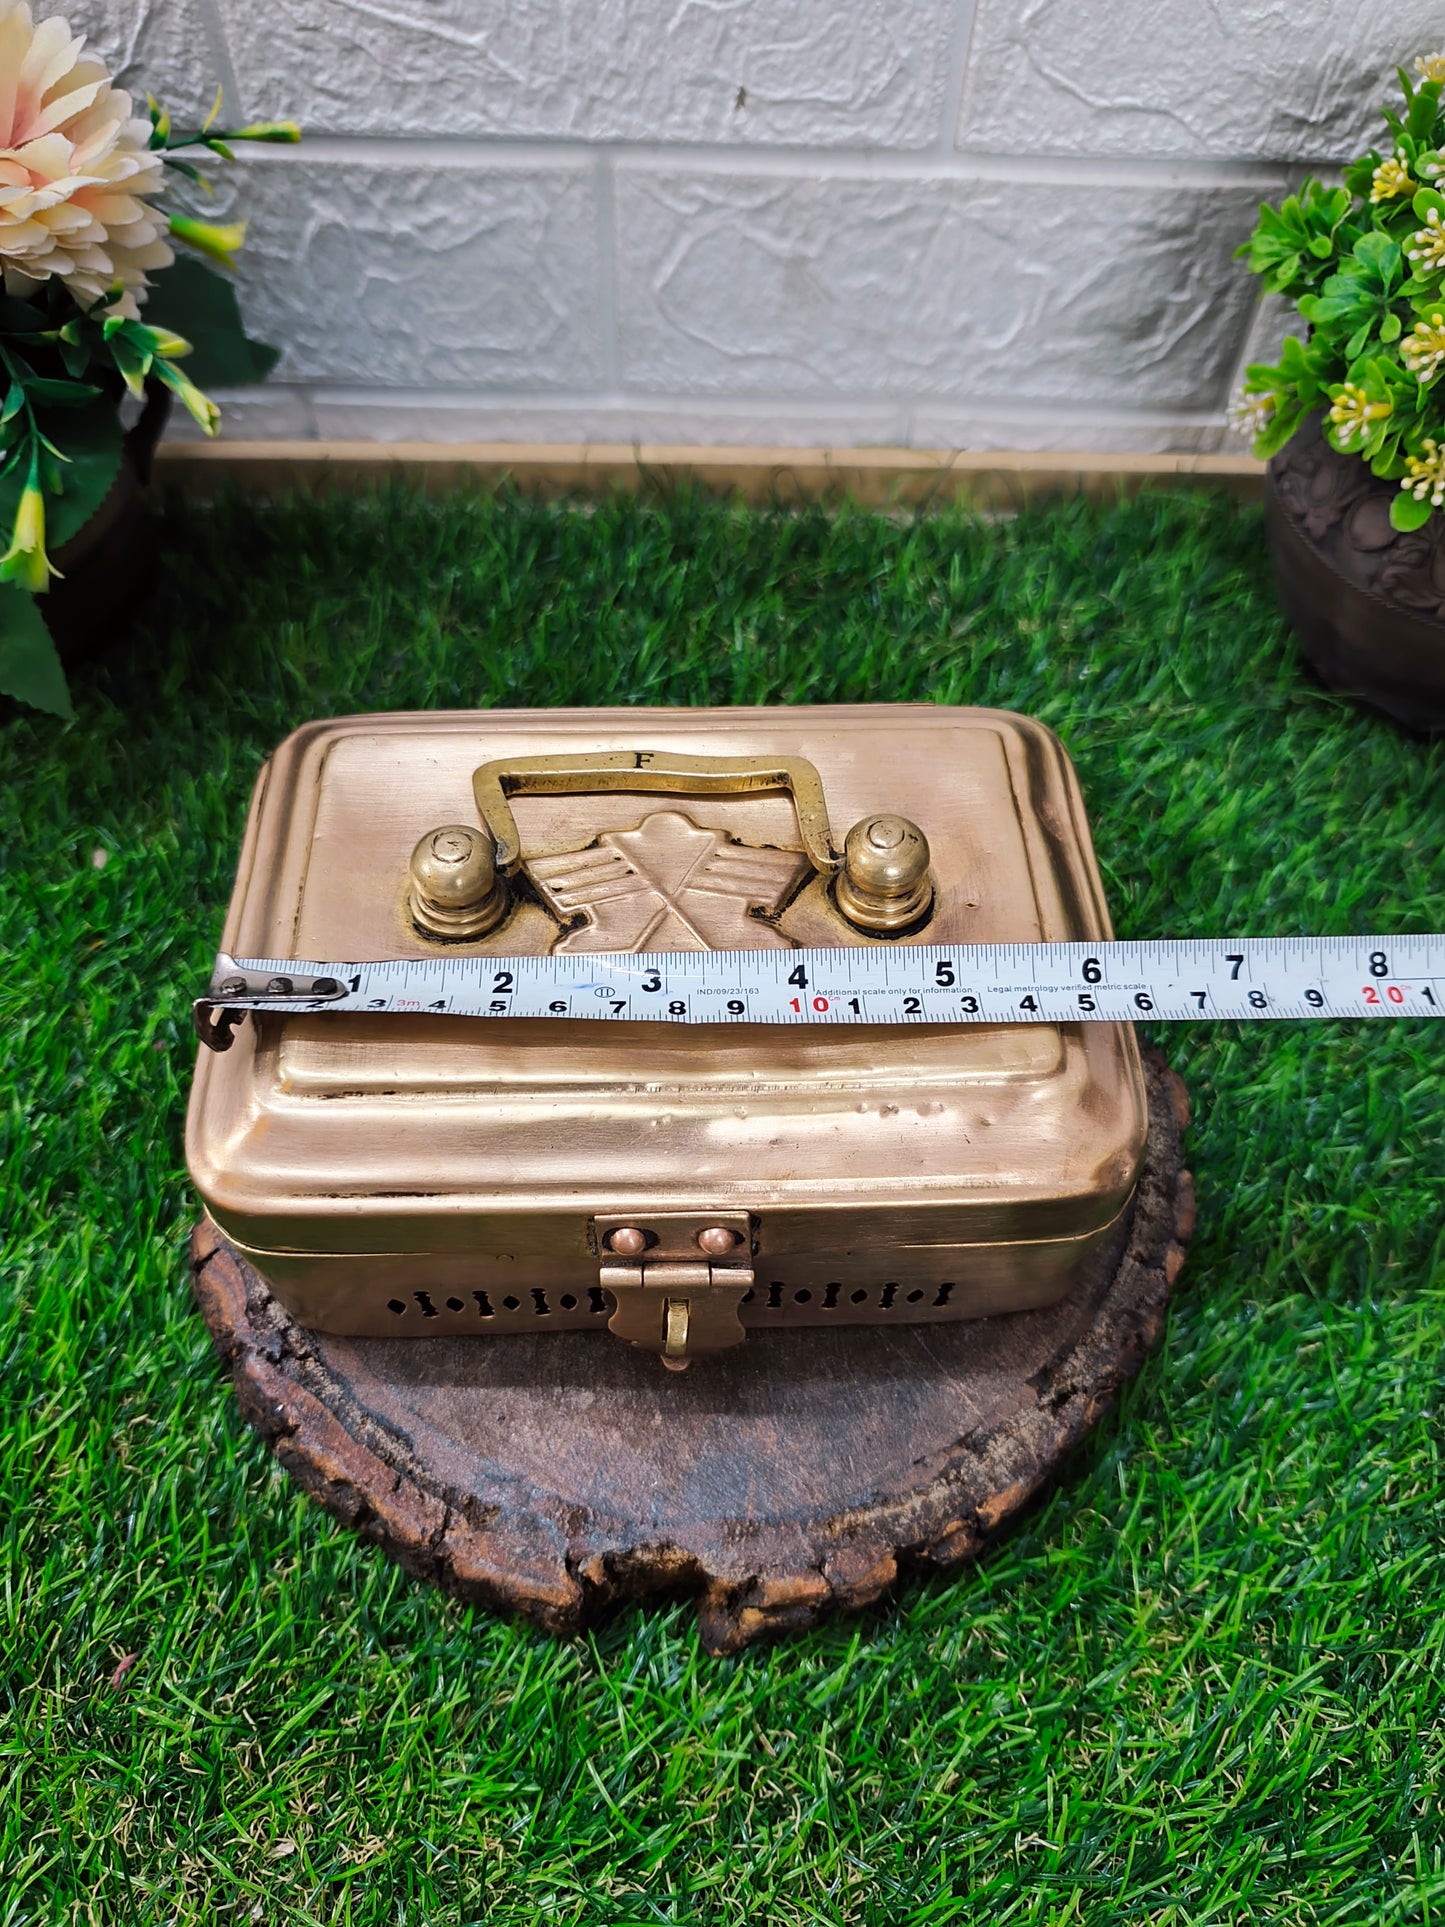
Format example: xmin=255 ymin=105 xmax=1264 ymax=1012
xmin=186 ymin=706 xmax=1146 ymax=1364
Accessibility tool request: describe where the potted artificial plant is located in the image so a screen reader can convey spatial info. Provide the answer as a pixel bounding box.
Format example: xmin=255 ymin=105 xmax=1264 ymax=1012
xmin=0 ymin=0 xmax=295 ymax=719
xmin=1237 ymin=51 xmax=1445 ymax=732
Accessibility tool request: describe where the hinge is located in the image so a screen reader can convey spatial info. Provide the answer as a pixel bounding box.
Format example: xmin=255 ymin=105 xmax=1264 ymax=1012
xmin=593 ymin=1212 xmax=754 ymax=1369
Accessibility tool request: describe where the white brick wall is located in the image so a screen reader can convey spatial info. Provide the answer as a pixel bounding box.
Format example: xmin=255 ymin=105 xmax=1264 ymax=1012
xmin=61 ymin=0 xmax=1445 ymax=451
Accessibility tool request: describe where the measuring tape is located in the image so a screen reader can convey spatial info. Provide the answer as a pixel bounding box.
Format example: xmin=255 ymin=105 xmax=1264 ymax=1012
xmin=194 ymin=936 xmax=1445 ymax=1048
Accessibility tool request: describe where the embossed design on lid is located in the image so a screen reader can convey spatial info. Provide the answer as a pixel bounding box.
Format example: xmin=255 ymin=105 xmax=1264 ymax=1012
xmin=526 ymin=810 xmax=809 ymax=953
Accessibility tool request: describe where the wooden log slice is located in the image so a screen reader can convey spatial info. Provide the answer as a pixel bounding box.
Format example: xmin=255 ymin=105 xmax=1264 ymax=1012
xmin=191 ymin=1049 xmax=1194 ymax=1655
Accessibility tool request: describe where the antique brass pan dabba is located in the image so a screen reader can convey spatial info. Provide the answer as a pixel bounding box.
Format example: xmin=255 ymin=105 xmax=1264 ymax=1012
xmin=186 ymin=706 xmax=1147 ymax=1367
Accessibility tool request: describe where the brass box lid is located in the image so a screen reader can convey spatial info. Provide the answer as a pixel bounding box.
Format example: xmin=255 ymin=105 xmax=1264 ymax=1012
xmin=186 ymin=706 xmax=1146 ymax=1357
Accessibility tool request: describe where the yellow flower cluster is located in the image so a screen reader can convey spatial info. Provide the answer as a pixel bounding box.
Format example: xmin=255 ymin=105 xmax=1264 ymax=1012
xmin=1400 ymin=436 xmax=1445 ymax=506
xmin=1371 ymin=154 xmax=1414 ymax=201
xmin=1416 ymin=51 xmax=1445 ymax=84
xmin=1408 ymin=206 xmax=1445 ymax=273
xmin=1327 ymin=382 xmax=1391 ymax=444
xmin=1402 ymin=311 xmax=1445 ymax=382
xmin=1226 ymin=389 xmax=1274 ymax=440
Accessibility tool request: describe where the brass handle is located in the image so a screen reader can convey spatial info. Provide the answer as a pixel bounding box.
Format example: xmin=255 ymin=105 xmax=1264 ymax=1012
xmin=408 ymin=748 xmax=934 ymax=941
xmin=471 ymin=750 xmax=845 ymax=878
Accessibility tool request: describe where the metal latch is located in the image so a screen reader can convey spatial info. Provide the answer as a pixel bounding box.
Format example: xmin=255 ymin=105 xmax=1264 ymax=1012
xmin=593 ymin=1212 xmax=754 ymax=1369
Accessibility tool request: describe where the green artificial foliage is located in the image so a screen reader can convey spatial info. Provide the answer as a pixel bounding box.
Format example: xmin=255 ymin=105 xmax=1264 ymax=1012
xmin=0 ymin=88 xmax=292 ymax=719
xmin=4 ymin=484 xmax=1444 ymax=1923
xmin=1238 ymin=56 xmax=1445 ymax=529
xmin=0 ymin=579 xmax=71 ymax=716
xmin=142 ymin=256 xmax=280 ymax=391
xmin=0 ymin=390 xmax=124 ymax=554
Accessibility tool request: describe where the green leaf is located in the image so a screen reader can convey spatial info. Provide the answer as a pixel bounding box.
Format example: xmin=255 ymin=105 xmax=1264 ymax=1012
xmin=0 ymin=580 xmax=71 ymax=716
xmin=1265 ymin=254 xmax=1303 ymax=293
xmin=1408 ymin=76 xmax=1442 ymax=143
xmin=1239 ymin=183 xmax=1353 ymax=298
xmin=1354 ymin=231 xmax=1402 ymax=280
xmin=149 ymin=355 xmax=219 ymax=435
xmin=19 ymin=377 xmax=103 ymax=407
xmin=1413 ymin=186 xmax=1445 ymax=220
xmin=1368 ymin=433 xmax=1405 ymax=476
xmin=141 ymin=256 xmax=279 ymax=388
xmin=1344 ymin=152 xmax=1378 ymax=198
xmin=1380 ymin=311 xmax=1403 ymax=342
xmin=106 ymin=334 xmax=149 ymax=398
xmin=57 ymin=334 xmax=91 ymax=379
xmin=1279 ymin=333 xmax=1328 ymax=381
xmin=0 ymin=398 xmax=122 ymax=550
xmin=0 ymin=295 xmax=49 ymax=334
xmin=160 ymin=155 xmax=208 ymax=188
xmin=1390 ymin=487 xmax=1435 ymax=530
xmin=1255 ymin=403 xmax=1305 ymax=459
xmin=1345 ymin=321 xmax=1371 ymax=360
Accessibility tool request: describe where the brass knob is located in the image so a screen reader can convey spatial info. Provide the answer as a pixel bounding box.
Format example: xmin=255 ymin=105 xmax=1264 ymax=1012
xmin=834 ymin=814 xmax=933 ymax=933
xmin=697 ymin=1225 xmax=740 ymax=1256
xmin=606 ymin=1226 xmax=648 ymax=1257
xmin=407 ymin=825 xmax=509 ymax=940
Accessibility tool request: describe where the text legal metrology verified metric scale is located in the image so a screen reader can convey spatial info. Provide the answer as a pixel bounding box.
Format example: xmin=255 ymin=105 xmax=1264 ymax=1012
xmin=194 ymin=935 xmax=1445 ymax=1041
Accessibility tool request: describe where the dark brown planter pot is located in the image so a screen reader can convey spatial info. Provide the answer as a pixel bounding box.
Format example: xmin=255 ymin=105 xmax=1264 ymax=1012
xmin=41 ymin=380 xmax=172 ymax=667
xmin=1265 ymin=410 xmax=1445 ymax=734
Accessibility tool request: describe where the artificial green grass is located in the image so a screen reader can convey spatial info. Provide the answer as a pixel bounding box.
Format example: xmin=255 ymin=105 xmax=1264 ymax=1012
xmin=3 ymin=483 xmax=1444 ymax=1925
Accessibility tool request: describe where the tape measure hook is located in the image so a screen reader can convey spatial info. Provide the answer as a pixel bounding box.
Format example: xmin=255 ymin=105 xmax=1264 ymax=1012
xmin=194 ymin=998 xmax=249 ymax=1053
